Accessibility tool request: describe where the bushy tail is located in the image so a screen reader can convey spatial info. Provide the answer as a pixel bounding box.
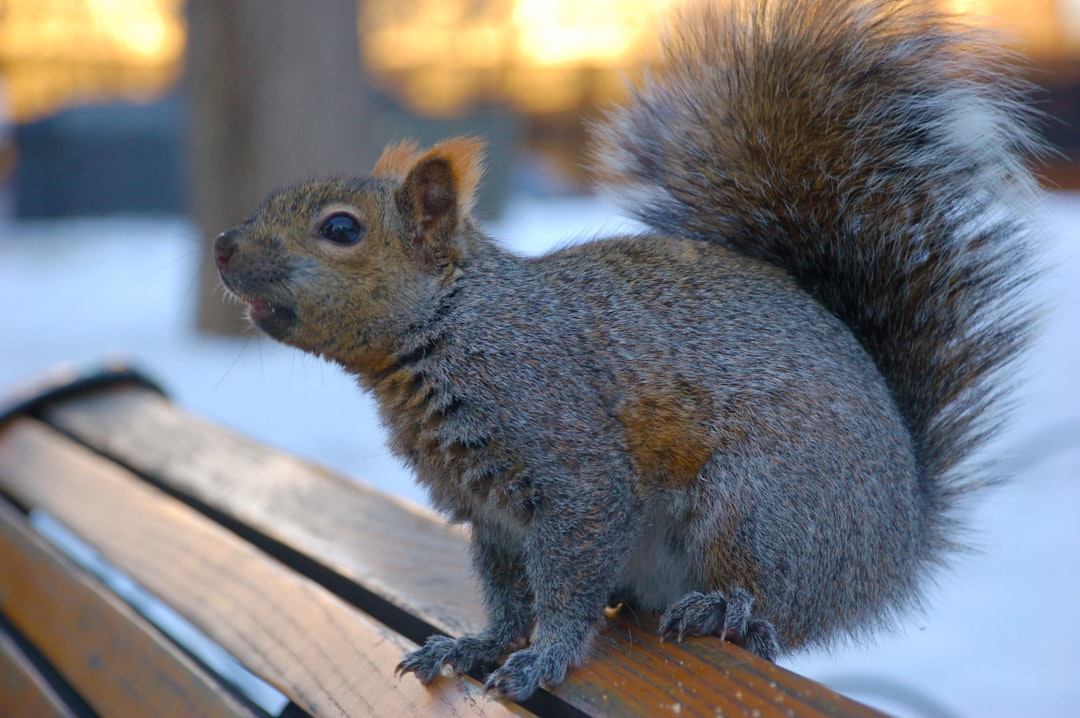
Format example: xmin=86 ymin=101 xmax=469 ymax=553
xmin=592 ymin=0 xmax=1043 ymax=532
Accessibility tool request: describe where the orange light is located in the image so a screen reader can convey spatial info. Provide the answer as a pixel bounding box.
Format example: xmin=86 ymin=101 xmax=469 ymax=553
xmin=0 ymin=0 xmax=185 ymax=123
xmin=359 ymin=0 xmax=675 ymax=116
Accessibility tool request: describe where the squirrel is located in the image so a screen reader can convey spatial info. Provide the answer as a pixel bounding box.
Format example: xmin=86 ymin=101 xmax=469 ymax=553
xmin=213 ymin=0 xmax=1044 ymax=702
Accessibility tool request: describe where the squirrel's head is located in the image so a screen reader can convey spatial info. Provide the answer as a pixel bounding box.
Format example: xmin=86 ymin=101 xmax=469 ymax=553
xmin=213 ymin=136 xmax=485 ymax=372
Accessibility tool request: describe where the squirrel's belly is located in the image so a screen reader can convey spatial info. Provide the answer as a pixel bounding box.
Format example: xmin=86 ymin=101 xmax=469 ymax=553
xmin=616 ymin=503 xmax=696 ymax=610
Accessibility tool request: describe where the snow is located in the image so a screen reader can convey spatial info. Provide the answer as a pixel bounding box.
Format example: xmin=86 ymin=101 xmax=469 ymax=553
xmin=1 ymin=193 xmax=1077 ymax=717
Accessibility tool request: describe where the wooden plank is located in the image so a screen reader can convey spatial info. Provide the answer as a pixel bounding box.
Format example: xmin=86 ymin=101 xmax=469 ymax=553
xmin=0 ymin=617 xmax=77 ymax=718
xmin=571 ymin=614 xmax=883 ymax=717
xmin=42 ymin=385 xmax=885 ymax=717
xmin=44 ymin=386 xmax=483 ymax=636
xmin=0 ymin=497 xmax=254 ymax=718
xmin=0 ymin=418 xmax=529 ymax=718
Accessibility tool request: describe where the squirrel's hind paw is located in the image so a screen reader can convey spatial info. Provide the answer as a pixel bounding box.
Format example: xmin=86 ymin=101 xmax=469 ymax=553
xmin=659 ymin=589 xmax=781 ymax=661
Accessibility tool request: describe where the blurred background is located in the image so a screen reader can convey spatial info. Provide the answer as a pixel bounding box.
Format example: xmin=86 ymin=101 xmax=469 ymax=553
xmin=0 ymin=1 xmax=1077 ymax=717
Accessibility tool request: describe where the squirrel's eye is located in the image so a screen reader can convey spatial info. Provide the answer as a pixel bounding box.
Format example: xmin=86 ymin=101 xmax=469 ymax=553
xmin=318 ymin=214 xmax=364 ymax=245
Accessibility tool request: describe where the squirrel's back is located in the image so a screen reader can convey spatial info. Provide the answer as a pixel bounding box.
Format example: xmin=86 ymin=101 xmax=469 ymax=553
xmin=592 ymin=0 xmax=1043 ymax=556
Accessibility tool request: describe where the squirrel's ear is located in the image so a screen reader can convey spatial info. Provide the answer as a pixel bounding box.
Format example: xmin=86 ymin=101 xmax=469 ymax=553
xmin=389 ymin=137 xmax=485 ymax=268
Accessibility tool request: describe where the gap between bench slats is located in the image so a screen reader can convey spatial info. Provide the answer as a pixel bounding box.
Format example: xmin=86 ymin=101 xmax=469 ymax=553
xmin=0 ymin=495 xmax=256 ymax=718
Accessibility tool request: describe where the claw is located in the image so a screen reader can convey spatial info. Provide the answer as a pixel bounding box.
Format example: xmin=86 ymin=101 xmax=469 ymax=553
xmin=483 ymin=675 xmax=506 ymax=699
xmin=659 ymin=588 xmax=772 ymax=657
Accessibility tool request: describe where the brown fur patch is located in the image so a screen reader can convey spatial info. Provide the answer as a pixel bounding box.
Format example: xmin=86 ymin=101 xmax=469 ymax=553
xmin=372 ymin=136 xmax=486 ymax=219
xmin=617 ymin=378 xmax=715 ymax=489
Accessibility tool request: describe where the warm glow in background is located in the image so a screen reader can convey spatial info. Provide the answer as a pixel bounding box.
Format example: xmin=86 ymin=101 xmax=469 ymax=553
xmin=0 ymin=0 xmax=185 ymax=123
xmin=0 ymin=0 xmax=1077 ymax=123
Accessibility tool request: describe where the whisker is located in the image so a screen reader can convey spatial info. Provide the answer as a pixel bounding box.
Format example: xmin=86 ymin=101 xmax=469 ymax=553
xmin=213 ymin=332 xmax=257 ymax=392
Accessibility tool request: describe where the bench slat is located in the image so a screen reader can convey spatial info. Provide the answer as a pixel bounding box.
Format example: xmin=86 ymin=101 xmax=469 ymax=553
xmin=0 ymin=418 xmax=529 ymax=718
xmin=0 ymin=618 xmax=78 ymax=718
xmin=0 ymin=496 xmax=255 ymax=718
xmin=46 ymin=387 xmax=484 ymax=636
xmin=42 ymin=385 xmax=884 ymax=718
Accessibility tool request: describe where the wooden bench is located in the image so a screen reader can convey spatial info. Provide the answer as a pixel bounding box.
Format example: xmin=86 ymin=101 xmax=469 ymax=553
xmin=0 ymin=365 xmax=885 ymax=718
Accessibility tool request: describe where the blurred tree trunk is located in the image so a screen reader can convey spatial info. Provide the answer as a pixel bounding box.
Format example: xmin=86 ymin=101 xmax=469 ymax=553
xmin=187 ymin=0 xmax=375 ymax=334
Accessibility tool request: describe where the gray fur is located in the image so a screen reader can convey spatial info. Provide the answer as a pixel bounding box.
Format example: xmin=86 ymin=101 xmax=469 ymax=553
xmin=215 ymin=0 xmax=1043 ymax=703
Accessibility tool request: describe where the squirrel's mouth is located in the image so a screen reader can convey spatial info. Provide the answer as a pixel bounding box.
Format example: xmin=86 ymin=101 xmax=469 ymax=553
xmin=217 ymin=272 xmax=298 ymax=340
xmin=245 ymin=298 xmax=298 ymax=339
xmin=247 ymin=298 xmax=273 ymax=321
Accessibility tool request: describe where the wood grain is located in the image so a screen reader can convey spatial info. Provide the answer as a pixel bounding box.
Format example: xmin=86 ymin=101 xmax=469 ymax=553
xmin=0 ymin=496 xmax=254 ymax=718
xmin=574 ymin=613 xmax=886 ymax=717
xmin=0 ymin=418 xmax=528 ymax=718
xmin=41 ymin=384 xmax=886 ymax=718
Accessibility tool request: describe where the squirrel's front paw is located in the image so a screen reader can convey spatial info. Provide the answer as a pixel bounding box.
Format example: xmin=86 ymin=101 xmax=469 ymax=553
xmin=396 ymin=635 xmax=458 ymax=684
xmin=483 ymin=646 xmax=572 ymax=702
xmin=397 ymin=633 xmax=513 ymax=685
xmin=660 ymin=589 xmax=781 ymax=661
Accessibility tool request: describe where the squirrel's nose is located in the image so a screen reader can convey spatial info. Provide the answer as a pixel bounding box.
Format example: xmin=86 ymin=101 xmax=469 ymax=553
xmin=213 ymin=229 xmax=238 ymax=268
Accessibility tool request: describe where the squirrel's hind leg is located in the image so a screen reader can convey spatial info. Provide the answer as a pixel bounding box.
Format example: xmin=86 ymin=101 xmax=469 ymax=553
xmin=659 ymin=588 xmax=781 ymax=661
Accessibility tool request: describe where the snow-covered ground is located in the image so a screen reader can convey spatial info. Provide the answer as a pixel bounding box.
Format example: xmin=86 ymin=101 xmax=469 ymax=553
xmin=1 ymin=193 xmax=1077 ymax=717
